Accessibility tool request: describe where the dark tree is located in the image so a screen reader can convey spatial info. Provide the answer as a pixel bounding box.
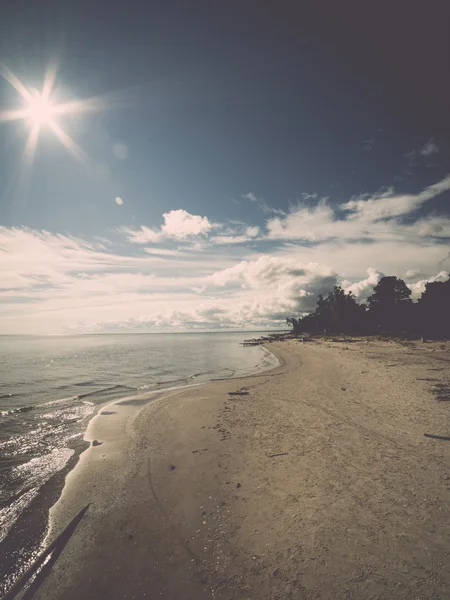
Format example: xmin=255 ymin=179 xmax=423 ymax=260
xmin=286 ymin=317 xmax=301 ymax=334
xmin=298 ymin=312 xmax=321 ymax=333
xmin=315 ymin=286 xmax=367 ymax=333
xmin=417 ymin=279 xmax=450 ymax=338
xmin=367 ymin=276 xmax=413 ymax=333
xmin=287 ymin=274 xmax=449 ymax=340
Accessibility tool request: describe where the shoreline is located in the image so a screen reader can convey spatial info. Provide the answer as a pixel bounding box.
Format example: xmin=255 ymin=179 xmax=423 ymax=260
xmin=33 ymin=343 xmax=289 ymax=600
xmin=44 ymin=343 xmax=283 ymax=544
xmin=6 ymin=338 xmax=450 ymax=599
xmin=0 ymin=343 xmax=280 ymax=599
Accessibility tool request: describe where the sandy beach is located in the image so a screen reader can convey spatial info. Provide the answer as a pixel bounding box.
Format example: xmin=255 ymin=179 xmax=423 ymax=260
xmin=23 ymin=339 xmax=450 ymax=600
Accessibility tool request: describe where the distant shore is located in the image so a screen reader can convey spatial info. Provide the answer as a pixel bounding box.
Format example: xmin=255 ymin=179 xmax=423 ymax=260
xmin=17 ymin=339 xmax=450 ymax=599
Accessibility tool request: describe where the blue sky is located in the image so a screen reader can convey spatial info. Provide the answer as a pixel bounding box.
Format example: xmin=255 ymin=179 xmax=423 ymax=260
xmin=0 ymin=2 xmax=449 ymax=334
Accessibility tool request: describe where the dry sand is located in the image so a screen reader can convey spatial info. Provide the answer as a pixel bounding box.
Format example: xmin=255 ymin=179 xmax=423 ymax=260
xmin=26 ymin=339 xmax=449 ymax=600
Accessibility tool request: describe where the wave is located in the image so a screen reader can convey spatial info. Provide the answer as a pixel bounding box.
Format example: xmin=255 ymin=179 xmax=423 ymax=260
xmin=78 ymin=384 xmax=137 ymax=400
xmin=1 ymin=405 xmax=34 ymax=417
xmin=189 ymin=368 xmax=234 ymax=379
xmin=0 ymin=487 xmax=39 ymax=543
xmin=137 ymin=382 xmax=157 ymax=391
xmin=40 ymin=395 xmax=79 ymax=408
xmin=1 ymin=385 xmax=140 ymax=418
xmin=0 ymin=392 xmax=22 ymax=401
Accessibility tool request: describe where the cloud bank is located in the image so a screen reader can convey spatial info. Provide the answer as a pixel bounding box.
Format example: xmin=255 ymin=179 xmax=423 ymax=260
xmin=1 ymin=176 xmax=449 ymax=334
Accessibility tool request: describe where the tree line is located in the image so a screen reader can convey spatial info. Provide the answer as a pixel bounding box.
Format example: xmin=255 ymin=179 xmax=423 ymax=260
xmin=286 ymin=276 xmax=450 ymax=339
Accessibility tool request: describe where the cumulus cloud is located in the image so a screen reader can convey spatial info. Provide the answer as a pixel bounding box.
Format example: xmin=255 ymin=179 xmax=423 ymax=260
xmin=162 ymin=209 xmax=213 ymax=238
xmin=404 ymin=269 xmax=423 ymax=281
xmin=124 ymin=211 xmax=260 ymax=248
xmin=342 ymin=268 xmax=383 ymax=300
xmin=408 ymin=270 xmax=449 ymax=300
xmin=122 ymin=209 xmax=215 ymax=243
xmin=209 ymin=255 xmax=338 ymax=316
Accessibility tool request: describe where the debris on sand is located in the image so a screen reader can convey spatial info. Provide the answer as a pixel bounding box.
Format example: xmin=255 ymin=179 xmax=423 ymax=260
xmin=424 ymin=433 xmax=450 ymax=441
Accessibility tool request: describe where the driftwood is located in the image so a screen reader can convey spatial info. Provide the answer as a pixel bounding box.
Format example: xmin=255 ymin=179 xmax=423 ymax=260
xmin=267 ymin=452 xmax=289 ymax=458
xmin=228 ymin=391 xmax=249 ymax=396
xmin=424 ymin=433 xmax=450 ymax=441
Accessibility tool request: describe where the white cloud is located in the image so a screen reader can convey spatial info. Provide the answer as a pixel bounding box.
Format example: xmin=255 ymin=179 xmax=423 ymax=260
xmin=2 ymin=176 xmax=450 ymax=334
xmin=267 ymin=202 xmax=335 ymax=241
xmin=408 ymin=271 xmax=449 ymax=300
xmin=404 ymin=269 xmax=422 ymax=281
xmin=122 ymin=209 xmax=214 ymax=243
xmin=246 ymin=225 xmax=260 ymax=238
xmin=342 ymin=268 xmax=383 ymax=300
xmin=210 ymin=225 xmax=260 ymax=245
xmin=144 ymin=248 xmax=189 ymax=257
xmin=209 ymin=255 xmax=338 ymax=317
xmin=161 ymin=209 xmax=213 ymax=238
xmin=266 ymin=175 xmax=450 ymax=242
xmin=211 ymin=235 xmax=255 ymax=245
xmin=115 ymin=196 xmax=124 ymax=206
xmin=121 ymin=225 xmax=162 ymax=243
xmin=420 ymin=139 xmax=439 ymax=156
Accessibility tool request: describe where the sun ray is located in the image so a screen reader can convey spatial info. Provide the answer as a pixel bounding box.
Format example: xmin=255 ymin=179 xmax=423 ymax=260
xmin=48 ymin=120 xmax=90 ymax=164
xmin=0 ymin=108 xmax=30 ymax=124
xmin=0 ymin=64 xmax=34 ymax=103
xmin=41 ymin=63 xmax=58 ymax=102
xmin=24 ymin=123 xmax=40 ymax=157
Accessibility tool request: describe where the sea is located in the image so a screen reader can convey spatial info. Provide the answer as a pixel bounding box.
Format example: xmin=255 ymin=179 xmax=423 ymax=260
xmin=0 ymin=331 xmax=277 ymax=593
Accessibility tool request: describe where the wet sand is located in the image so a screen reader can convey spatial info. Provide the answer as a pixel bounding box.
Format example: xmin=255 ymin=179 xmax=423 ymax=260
xmin=26 ymin=339 xmax=450 ymax=599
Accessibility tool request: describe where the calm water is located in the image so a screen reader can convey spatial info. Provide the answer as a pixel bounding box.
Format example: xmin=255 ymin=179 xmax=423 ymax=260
xmin=0 ymin=332 xmax=276 ymax=550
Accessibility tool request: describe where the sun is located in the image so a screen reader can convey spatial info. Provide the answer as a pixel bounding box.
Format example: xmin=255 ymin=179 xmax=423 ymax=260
xmin=25 ymin=91 xmax=56 ymax=127
xmin=0 ymin=63 xmax=111 ymax=165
